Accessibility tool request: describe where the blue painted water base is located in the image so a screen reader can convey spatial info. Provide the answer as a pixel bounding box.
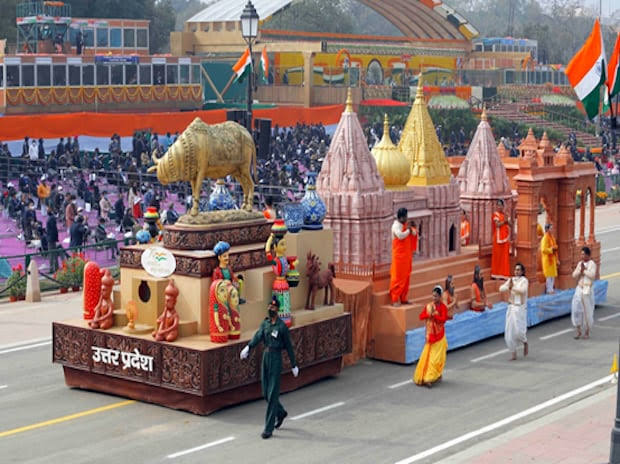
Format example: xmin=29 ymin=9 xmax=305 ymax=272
xmin=404 ymin=280 xmax=609 ymax=364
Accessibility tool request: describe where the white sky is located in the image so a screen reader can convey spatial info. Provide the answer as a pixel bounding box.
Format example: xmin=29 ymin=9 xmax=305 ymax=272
xmin=583 ymin=0 xmax=619 ymax=16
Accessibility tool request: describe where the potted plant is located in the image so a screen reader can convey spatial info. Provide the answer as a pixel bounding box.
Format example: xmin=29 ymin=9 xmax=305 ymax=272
xmin=596 ymin=191 xmax=607 ymax=206
xmin=54 ymin=262 xmax=72 ymax=293
xmin=610 ymin=186 xmax=620 ymax=203
xmin=5 ymin=264 xmax=26 ymax=302
xmin=66 ymin=253 xmax=87 ymax=291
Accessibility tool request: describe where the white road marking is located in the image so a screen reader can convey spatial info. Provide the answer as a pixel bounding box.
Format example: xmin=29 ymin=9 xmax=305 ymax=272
xmin=539 ymin=328 xmax=574 ymax=340
xmin=599 ymin=313 xmax=620 ymax=322
xmin=470 ymin=349 xmax=508 ymax=363
xmin=290 ymin=402 xmax=345 ymax=420
xmin=0 ymin=337 xmax=51 ymax=351
xmin=597 ymin=225 xmax=620 ymax=235
xmin=0 ymin=385 xmax=7 ymax=390
xmin=167 ymin=436 xmax=235 ymax=459
xmin=393 ymin=375 xmax=613 ymax=464
xmin=603 ymin=246 xmax=620 ymax=254
xmin=0 ymin=341 xmax=51 ymax=355
xmin=388 ymin=380 xmax=412 ymax=389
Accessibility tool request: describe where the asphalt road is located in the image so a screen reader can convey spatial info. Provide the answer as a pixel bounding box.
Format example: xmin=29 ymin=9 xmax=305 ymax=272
xmin=1 ymin=207 xmax=620 ymax=464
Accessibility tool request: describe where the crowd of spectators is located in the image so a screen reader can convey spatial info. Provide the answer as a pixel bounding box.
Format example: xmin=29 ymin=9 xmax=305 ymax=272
xmin=0 ymin=123 xmax=332 ymax=267
xmin=364 ymin=121 xmax=470 ymax=156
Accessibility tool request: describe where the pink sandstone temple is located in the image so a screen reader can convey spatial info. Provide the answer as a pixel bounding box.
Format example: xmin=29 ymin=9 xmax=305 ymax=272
xmin=317 ymin=85 xmax=602 ymax=364
xmin=457 ymin=108 xmax=514 ymax=247
xmin=317 ymin=83 xmax=461 ymax=267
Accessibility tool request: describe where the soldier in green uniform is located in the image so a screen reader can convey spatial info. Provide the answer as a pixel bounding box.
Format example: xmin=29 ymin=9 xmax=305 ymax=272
xmin=240 ymin=297 xmax=299 ymax=439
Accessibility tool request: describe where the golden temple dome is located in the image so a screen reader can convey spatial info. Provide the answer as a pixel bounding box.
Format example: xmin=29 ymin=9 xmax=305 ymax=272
xmin=397 ymin=78 xmax=451 ymax=186
xmin=371 ymin=114 xmax=410 ymax=188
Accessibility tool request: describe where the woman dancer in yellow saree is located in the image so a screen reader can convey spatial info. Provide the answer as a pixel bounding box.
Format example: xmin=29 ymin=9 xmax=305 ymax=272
xmin=414 ymin=286 xmax=449 ymax=388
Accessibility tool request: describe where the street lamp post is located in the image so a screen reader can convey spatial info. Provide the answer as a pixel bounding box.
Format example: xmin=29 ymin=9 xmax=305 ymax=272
xmin=240 ymin=0 xmax=259 ymax=132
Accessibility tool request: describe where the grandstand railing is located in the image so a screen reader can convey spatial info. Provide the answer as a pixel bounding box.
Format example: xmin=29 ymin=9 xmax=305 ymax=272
xmin=0 ymin=240 xmax=126 ymax=297
xmin=0 ymin=156 xmax=308 ymax=211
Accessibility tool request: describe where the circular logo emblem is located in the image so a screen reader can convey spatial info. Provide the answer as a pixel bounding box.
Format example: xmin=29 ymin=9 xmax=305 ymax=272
xmin=141 ymin=246 xmax=176 ymax=278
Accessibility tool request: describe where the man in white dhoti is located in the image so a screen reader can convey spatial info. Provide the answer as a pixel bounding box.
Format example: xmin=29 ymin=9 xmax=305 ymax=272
xmin=500 ymin=263 xmax=529 ymax=361
xmin=571 ymin=246 xmax=596 ymax=340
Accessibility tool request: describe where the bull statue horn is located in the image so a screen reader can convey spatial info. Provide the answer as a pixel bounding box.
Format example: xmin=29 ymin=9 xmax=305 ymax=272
xmin=152 ymin=151 xmax=159 ymax=165
xmin=147 ymin=164 xmax=157 ymax=174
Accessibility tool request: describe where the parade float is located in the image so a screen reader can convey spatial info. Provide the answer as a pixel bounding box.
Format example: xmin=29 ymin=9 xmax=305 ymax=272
xmin=52 ymin=85 xmax=608 ymax=414
xmin=317 ymin=83 xmax=607 ymax=364
xmin=52 ymin=117 xmax=351 ymax=415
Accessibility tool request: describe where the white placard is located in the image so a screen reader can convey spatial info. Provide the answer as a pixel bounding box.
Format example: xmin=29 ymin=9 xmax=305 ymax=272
xmin=35 ymin=57 xmax=52 ymax=64
xmin=151 ymin=57 xmax=166 ymax=65
xmin=179 ymin=58 xmax=191 ymax=65
xmin=141 ymin=246 xmax=176 ymax=278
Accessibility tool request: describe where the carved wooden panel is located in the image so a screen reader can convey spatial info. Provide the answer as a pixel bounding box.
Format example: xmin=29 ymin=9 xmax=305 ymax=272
xmin=161 ymin=345 xmax=203 ymax=395
xmin=53 ymin=313 xmax=352 ymax=397
xmin=53 ymin=323 xmax=91 ymax=371
xmin=120 ymin=247 xmax=269 ymax=278
xmin=163 ymin=221 xmax=272 ymax=250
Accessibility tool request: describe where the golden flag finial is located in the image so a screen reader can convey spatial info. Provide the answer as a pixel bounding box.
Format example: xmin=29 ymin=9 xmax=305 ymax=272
xmin=345 ymin=87 xmax=353 ymax=113
xmin=481 ymin=104 xmax=488 ymax=121
xmin=383 ymin=113 xmax=390 ymax=133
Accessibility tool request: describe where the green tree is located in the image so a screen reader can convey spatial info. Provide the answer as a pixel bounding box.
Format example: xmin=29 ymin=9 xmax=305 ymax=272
xmin=0 ymin=0 xmax=20 ymax=47
xmin=263 ymin=0 xmax=355 ymax=34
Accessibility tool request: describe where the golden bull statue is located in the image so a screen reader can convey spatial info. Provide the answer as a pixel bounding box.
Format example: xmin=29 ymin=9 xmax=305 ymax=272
xmin=148 ymin=118 xmax=256 ymax=215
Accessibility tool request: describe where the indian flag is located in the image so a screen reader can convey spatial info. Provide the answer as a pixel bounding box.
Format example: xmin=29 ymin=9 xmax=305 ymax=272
xmin=259 ymin=46 xmax=269 ymax=84
xmin=604 ymin=32 xmax=620 ymax=113
xmin=565 ymin=19 xmax=606 ymax=120
xmin=232 ymin=48 xmax=252 ymax=83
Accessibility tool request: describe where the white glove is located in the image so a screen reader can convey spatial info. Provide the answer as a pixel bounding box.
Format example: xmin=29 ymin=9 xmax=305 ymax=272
xmin=240 ymin=346 xmax=249 ymax=360
xmin=292 ymin=366 xmax=299 ymax=377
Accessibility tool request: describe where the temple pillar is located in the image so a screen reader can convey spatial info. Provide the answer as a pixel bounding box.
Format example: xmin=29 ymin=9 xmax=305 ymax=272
xmin=586 ymin=179 xmax=601 ymax=279
xmin=515 ymin=179 xmax=542 ymax=281
xmin=557 ymin=178 xmax=576 ymax=289
xmin=579 ymin=199 xmax=585 ymax=242
xmin=588 ymin=181 xmax=596 ymax=242
xmin=303 ymin=52 xmax=314 ymax=107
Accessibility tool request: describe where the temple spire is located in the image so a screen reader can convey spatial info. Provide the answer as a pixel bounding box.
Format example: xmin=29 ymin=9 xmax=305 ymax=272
xmin=344 ymin=87 xmax=353 ymax=113
xmin=397 ymin=75 xmax=451 ymax=186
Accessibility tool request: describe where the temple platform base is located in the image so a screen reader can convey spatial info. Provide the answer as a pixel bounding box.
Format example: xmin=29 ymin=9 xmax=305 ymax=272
xmin=375 ymin=280 xmax=607 ymax=364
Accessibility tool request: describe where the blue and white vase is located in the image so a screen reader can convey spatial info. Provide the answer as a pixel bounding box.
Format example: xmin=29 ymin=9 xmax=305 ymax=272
xmin=301 ymin=172 xmax=326 ymax=230
xmin=282 ymin=203 xmax=304 ymax=233
xmin=207 ymin=179 xmax=236 ymax=211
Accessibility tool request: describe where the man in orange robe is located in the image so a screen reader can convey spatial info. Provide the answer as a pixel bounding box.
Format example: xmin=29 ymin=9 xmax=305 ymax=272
xmin=389 ymin=208 xmax=417 ymax=306
xmin=491 ymin=199 xmax=511 ymax=280
xmin=460 ymin=210 xmax=470 ymax=246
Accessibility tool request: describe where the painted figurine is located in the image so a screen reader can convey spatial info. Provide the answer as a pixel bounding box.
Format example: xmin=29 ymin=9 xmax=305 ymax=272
xmin=89 ymin=269 xmax=114 ymax=330
xmin=265 ymin=220 xmax=297 ymax=327
xmin=208 ymin=279 xmax=241 ymax=343
xmin=152 ymin=279 xmax=180 ymax=342
xmin=212 ymin=241 xmax=244 ymax=303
